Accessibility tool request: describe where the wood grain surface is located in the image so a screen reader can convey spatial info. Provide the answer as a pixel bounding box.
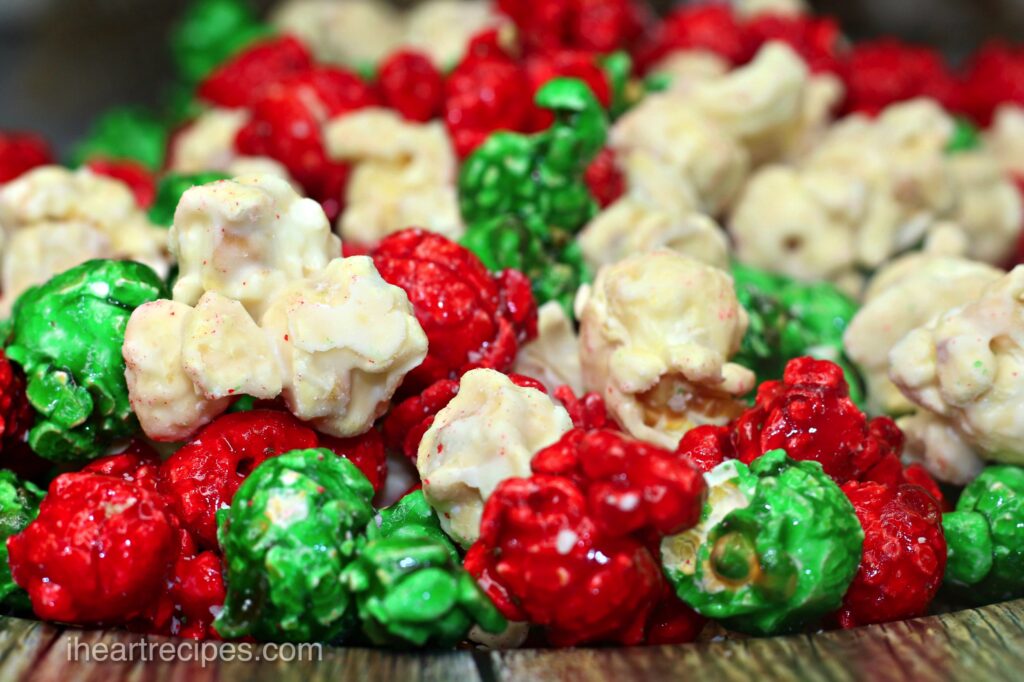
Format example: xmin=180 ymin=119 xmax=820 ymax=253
xmin=1 ymin=600 xmax=1022 ymax=682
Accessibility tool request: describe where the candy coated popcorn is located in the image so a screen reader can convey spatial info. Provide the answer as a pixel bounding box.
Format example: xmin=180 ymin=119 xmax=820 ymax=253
xmin=497 ymin=0 xmax=644 ymax=55
xmin=169 ymin=174 xmax=340 ymax=319
xmin=0 ymin=166 xmax=168 ymax=309
xmin=372 ymin=229 xmax=536 ymax=393
xmin=945 ymin=151 xmax=1023 ymax=265
xmin=171 ymin=0 xmax=272 ymax=85
xmin=0 ymin=350 xmax=33 ymax=456
xmin=0 ymin=133 xmax=52 ymax=184
xmin=8 ymin=453 xmax=180 ymax=625
xmin=844 ymin=232 xmax=1003 ymax=416
xmin=843 ymin=40 xmax=957 ymax=117
xmin=662 ymin=451 xmax=863 ymax=635
xmin=7 ymin=260 xmax=167 ymax=461
xmin=325 ymin=108 xmax=463 ymax=243
xmin=72 ymin=108 xmax=168 ymax=172
xmin=0 ymin=469 xmax=43 ymax=611
xmin=512 ymin=301 xmax=583 ymax=396
xmin=261 ymin=256 xmax=427 ymax=437
xmin=836 ymin=481 xmax=946 ymax=628
xmin=578 ymin=251 xmax=754 ymax=449
xmin=198 ymin=36 xmax=313 ymax=109
xmin=943 ymin=465 xmax=1024 ymax=602
xmin=890 ymin=267 xmax=1024 ymax=469
xmin=377 ymin=51 xmax=444 ymax=123
xmin=215 ymin=448 xmax=375 ymax=642
xmin=159 ymin=410 xmax=319 ymax=548
xmin=85 ymin=159 xmax=156 ymax=210
xmin=417 ymin=368 xmax=573 ymax=547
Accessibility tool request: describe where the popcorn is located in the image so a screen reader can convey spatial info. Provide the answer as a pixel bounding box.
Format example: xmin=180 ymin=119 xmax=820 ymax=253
xmin=579 ymin=152 xmax=730 ymax=270
xmin=845 ymin=230 xmax=1003 ymax=416
xmin=417 ymin=368 xmax=574 ymax=547
xmin=167 ymin=108 xmax=248 ymax=174
xmin=578 ymin=251 xmax=754 ymax=449
xmin=513 ymin=301 xmax=583 ymax=395
xmin=0 ymin=166 xmax=167 ymax=309
xmin=946 ymin=151 xmax=1023 ymax=266
xmin=325 ymin=108 xmax=463 ymax=244
xmin=261 ymin=256 xmax=428 ymax=437
xmin=732 ymin=0 xmax=808 ymax=17
xmin=984 ymin=105 xmax=1024 ymax=177
xmin=169 ymin=174 xmax=341 ymax=319
xmin=890 ymin=267 xmax=1024 ymax=475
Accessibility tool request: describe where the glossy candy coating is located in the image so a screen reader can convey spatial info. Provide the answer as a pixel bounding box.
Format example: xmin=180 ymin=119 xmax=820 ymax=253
xmin=378 ymin=51 xmax=444 ymax=123
xmin=148 ymin=171 xmax=230 ymax=227
xmin=85 ymin=159 xmax=157 ymax=209
xmin=943 ymin=465 xmax=1024 ymax=602
xmin=662 ymin=451 xmax=863 ymax=636
xmin=732 ymin=263 xmax=864 ymax=406
xmin=72 ymin=108 xmax=168 ymax=172
xmin=497 ymin=0 xmax=645 ymax=55
xmin=171 ymin=0 xmax=273 ymax=85
xmin=367 ymin=490 xmax=458 ymax=560
xmin=0 ymin=350 xmax=33 ymax=457
xmin=214 ymin=448 xmax=375 ymax=642
xmin=0 ymin=469 xmax=43 ymax=611
xmin=836 ymin=481 xmax=946 ymax=628
xmin=0 ymin=133 xmax=53 ymax=183
xmin=7 ymin=452 xmax=179 ymax=625
xmin=6 ymin=260 xmax=167 ymax=462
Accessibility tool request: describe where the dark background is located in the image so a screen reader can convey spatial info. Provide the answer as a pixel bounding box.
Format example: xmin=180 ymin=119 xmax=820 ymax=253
xmin=1 ymin=0 xmax=1022 ymax=155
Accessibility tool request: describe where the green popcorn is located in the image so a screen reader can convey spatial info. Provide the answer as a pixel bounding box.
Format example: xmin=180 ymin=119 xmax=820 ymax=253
xmin=6 ymin=260 xmax=167 ymax=462
xmin=459 ymin=78 xmax=606 ymax=312
xmin=343 ymin=534 xmax=506 ymax=647
xmin=172 ymin=0 xmax=274 ymax=85
xmin=215 ymin=448 xmax=376 ymax=643
xmin=0 ymin=469 xmax=44 ymax=612
xmin=72 ymin=108 xmax=168 ymax=171
xmin=461 ymin=214 xmax=591 ymax=317
xmin=662 ymin=450 xmax=863 ymax=636
xmin=148 ymin=171 xmax=231 ymax=227
xmin=367 ymin=490 xmax=457 ymax=558
xmin=732 ymin=263 xmax=865 ymax=405
xmin=946 ymin=117 xmax=981 ymax=154
xmin=944 ymin=465 xmax=1024 ymax=602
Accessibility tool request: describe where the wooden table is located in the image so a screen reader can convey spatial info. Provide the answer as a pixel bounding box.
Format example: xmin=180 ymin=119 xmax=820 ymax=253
xmin=1 ymin=601 xmax=1022 ymax=682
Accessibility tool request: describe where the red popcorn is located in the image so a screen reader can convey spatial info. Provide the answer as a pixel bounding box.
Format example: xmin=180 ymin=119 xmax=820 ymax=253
xmin=498 ymin=0 xmax=645 ymax=55
xmin=371 ymin=229 xmax=537 ymax=395
xmin=645 ymin=583 xmax=707 ymax=645
xmin=584 ymin=147 xmax=625 ymax=208
xmin=531 ymin=428 xmax=706 ymax=537
xmin=464 ymin=475 xmax=664 ymax=646
xmin=86 ymin=159 xmax=156 ymax=209
xmin=320 ymin=427 xmax=388 ymax=494
xmin=158 ymin=410 xmax=319 ymax=548
xmin=0 ymin=350 xmax=33 ymax=454
xmin=836 ymin=481 xmax=946 ymax=628
xmin=732 ymin=357 xmax=903 ymax=485
xmin=525 ymin=50 xmax=612 ymax=131
xmin=164 ymin=549 xmax=226 ymax=639
xmin=675 ymin=423 xmax=733 ymax=474
xmin=383 ymin=378 xmax=460 ymax=460
xmin=634 ymin=4 xmax=747 ymax=72
xmin=961 ymin=42 xmax=1024 ymax=126
xmin=553 ymin=385 xmax=617 ymax=431
xmin=843 ymin=39 xmax=958 ymax=116
xmin=444 ymin=30 xmax=531 ymax=157
xmin=378 ymin=51 xmax=445 ymax=123
xmin=198 ymin=36 xmax=313 ymax=109
xmin=742 ymin=14 xmax=846 ymax=75
xmin=8 ymin=458 xmax=180 ymax=625
xmin=0 ymin=132 xmax=53 ymax=184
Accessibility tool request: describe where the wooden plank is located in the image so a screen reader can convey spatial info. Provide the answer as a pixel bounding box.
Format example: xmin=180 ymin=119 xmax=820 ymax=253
xmin=3 ymin=600 xmax=1024 ymax=681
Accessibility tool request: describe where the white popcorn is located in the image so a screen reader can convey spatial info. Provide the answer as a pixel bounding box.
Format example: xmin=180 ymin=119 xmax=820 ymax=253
xmin=844 ymin=230 xmax=1003 ymax=415
xmin=579 ymin=151 xmax=730 ymax=270
xmin=167 ymin=108 xmax=248 ymax=174
xmin=272 ymin=0 xmax=502 ymax=70
xmin=946 ymin=151 xmax=1022 ymax=266
xmin=417 ymin=368 xmax=574 ymax=547
xmin=513 ymin=301 xmax=583 ymax=395
xmin=890 ymin=266 xmax=1024 ymax=471
xmin=984 ymin=104 xmax=1024 ymax=176
xmin=579 ymin=251 xmax=754 ymax=448
xmin=732 ymin=0 xmax=808 ymax=16
xmin=123 ymin=300 xmax=232 ymax=442
xmin=647 ymin=51 xmax=730 ymax=95
xmin=896 ymin=411 xmax=984 ymax=485
xmin=325 ymin=108 xmax=463 ymax=243
xmin=261 ymin=256 xmax=428 ymax=438
xmin=169 ymin=174 xmax=341 ymax=319
xmin=0 ymin=166 xmax=168 ymax=309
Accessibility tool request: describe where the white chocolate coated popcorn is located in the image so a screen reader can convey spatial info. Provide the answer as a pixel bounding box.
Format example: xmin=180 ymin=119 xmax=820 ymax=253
xmin=325 ymin=108 xmax=463 ymax=243
xmin=417 ymin=368 xmax=574 ymax=547
xmin=946 ymin=151 xmax=1022 ymax=266
xmin=168 ymin=108 xmax=248 ymax=174
xmin=0 ymin=166 xmax=167 ymax=309
xmin=648 ymin=51 xmax=730 ymax=95
xmin=844 ymin=230 xmax=1003 ymax=415
xmin=579 ymin=151 xmax=730 ymax=270
xmin=579 ymin=251 xmax=754 ymax=448
xmin=890 ymin=266 xmax=1024 ymax=470
xmin=403 ymin=0 xmax=505 ymax=69
xmin=513 ymin=301 xmax=583 ymax=395
xmin=170 ymin=174 xmax=341 ymax=319
xmin=261 ymin=256 xmax=428 ymax=438
xmin=897 ymin=411 xmax=984 ymax=485
xmin=984 ymin=105 xmax=1024 ymax=177
xmin=123 ymin=300 xmax=232 ymax=442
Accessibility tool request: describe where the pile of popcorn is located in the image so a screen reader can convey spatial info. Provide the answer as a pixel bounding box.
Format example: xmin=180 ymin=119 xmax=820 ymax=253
xmin=2 ymin=0 xmax=1024 ymax=648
